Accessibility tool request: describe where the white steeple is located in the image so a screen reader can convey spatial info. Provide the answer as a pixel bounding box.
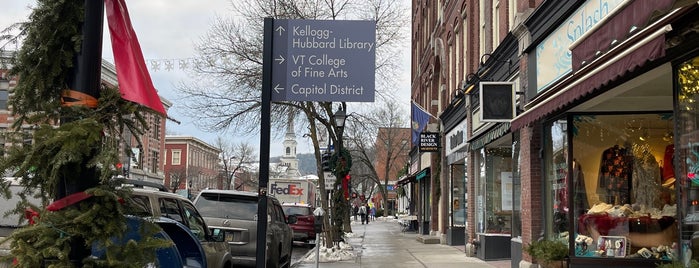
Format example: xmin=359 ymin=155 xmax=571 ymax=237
xmin=280 ymin=113 xmax=300 ymax=177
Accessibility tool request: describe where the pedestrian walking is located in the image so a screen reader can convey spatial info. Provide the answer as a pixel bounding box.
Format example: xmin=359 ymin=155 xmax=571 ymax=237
xmin=353 ymin=205 xmax=359 ymax=221
xmin=359 ymin=204 xmax=367 ymax=224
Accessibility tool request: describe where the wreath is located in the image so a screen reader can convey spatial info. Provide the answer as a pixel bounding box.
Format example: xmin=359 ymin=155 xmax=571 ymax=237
xmin=329 ymin=147 xmax=352 ymax=175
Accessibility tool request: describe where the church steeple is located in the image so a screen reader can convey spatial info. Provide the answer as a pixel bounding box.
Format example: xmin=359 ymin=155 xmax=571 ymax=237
xmin=280 ymin=113 xmax=299 ymax=175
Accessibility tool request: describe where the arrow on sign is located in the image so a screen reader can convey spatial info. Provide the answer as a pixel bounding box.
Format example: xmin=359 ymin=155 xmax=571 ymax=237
xmin=275 ymin=26 xmax=285 ymax=36
xmin=274 ymin=84 xmax=285 ymax=94
xmin=275 ymin=55 xmax=285 ymax=64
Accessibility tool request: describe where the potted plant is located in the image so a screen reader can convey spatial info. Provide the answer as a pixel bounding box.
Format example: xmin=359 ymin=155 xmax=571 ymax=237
xmin=524 ymin=239 xmax=569 ymax=268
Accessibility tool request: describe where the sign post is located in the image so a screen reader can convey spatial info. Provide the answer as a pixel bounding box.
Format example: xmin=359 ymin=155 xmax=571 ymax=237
xmin=262 ymin=18 xmax=375 ymax=267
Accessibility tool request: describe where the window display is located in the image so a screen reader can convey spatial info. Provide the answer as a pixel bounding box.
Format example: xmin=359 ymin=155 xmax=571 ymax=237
xmin=451 ymin=164 xmax=467 ymax=227
xmin=678 ymin=55 xmax=699 ymax=265
xmin=475 ymin=146 xmax=512 ymax=234
xmin=571 ymin=113 xmax=677 ymax=260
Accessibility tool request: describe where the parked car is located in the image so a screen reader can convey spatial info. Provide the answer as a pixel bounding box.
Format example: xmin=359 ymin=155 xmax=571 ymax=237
xmin=193 ymin=189 xmax=296 ymax=268
xmin=123 ymin=183 xmax=233 ymax=268
xmin=0 ymin=177 xmax=43 ymax=268
xmin=281 ymin=203 xmax=315 ymax=246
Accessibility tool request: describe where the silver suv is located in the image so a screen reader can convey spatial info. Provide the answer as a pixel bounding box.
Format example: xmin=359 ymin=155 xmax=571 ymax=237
xmin=193 ymin=189 xmax=296 ymax=268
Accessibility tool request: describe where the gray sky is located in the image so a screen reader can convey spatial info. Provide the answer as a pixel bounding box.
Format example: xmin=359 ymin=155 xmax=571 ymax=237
xmin=0 ymin=1 xmax=412 ymax=157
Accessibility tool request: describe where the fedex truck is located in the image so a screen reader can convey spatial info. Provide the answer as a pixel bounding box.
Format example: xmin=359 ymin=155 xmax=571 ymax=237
xmin=268 ymin=179 xmax=316 ymax=206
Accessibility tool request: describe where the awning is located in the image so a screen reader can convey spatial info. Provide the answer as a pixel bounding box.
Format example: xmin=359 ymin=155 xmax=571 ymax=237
xmin=570 ymin=0 xmax=674 ymax=71
xmin=470 ymin=122 xmax=510 ymax=150
xmin=415 ymin=168 xmax=430 ymax=181
xmin=510 ymin=5 xmax=689 ymax=130
xmin=396 ymin=174 xmax=415 ymax=186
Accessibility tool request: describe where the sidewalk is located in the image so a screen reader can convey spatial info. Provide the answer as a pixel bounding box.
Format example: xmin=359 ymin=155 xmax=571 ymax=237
xmin=293 ymin=219 xmax=507 ymax=268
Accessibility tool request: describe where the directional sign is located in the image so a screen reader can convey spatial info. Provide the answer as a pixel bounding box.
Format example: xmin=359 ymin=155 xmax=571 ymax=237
xmin=271 ymin=19 xmax=376 ymax=102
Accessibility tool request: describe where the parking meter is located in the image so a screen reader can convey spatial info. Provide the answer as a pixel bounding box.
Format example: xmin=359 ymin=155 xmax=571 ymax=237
xmin=313 ymin=207 xmax=324 ymax=233
xmin=313 ymin=207 xmax=325 ymax=268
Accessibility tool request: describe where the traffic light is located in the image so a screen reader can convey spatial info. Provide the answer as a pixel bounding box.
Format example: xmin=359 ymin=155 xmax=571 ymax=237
xmin=321 ymin=152 xmax=331 ymax=172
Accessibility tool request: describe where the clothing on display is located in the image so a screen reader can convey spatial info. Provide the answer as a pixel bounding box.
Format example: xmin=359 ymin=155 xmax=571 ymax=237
xmin=597 ymin=145 xmax=633 ymax=205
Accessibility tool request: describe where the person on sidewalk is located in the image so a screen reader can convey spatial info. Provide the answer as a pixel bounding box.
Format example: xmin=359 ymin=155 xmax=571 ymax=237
xmin=359 ymin=203 xmax=368 ymax=224
xmin=353 ymin=204 xmax=359 ymax=221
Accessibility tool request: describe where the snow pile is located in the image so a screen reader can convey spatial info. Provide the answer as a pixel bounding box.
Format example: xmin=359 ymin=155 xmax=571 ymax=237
xmin=303 ymin=240 xmax=355 ymax=262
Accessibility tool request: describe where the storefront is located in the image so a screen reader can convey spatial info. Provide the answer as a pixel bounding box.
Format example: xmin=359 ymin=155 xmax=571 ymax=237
xmin=416 ymin=167 xmax=431 ymax=235
xmin=513 ymin=0 xmax=699 ymax=267
xmin=462 ymin=32 xmax=520 ymax=263
xmin=442 ymin=100 xmax=469 ymax=245
xmin=470 ymin=123 xmax=514 ymax=260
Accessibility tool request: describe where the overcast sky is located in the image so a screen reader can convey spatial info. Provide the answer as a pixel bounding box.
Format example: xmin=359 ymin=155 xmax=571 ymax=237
xmin=0 ymin=1 xmax=412 ymax=158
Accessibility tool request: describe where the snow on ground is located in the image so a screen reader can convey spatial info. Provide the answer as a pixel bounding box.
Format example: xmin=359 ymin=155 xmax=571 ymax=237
xmin=301 ymin=216 xmax=404 ymax=263
xmin=302 ymin=240 xmax=355 ymax=262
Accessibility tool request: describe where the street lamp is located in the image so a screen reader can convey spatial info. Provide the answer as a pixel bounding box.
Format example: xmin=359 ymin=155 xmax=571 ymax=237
xmin=333 ymin=109 xmax=346 ymax=129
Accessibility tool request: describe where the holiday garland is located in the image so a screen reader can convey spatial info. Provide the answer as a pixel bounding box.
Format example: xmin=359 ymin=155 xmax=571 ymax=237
xmin=0 ymin=1 xmax=172 ymax=266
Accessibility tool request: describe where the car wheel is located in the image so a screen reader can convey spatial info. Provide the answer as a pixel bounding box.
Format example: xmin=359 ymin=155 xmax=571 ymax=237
xmin=266 ymin=245 xmax=281 ymax=268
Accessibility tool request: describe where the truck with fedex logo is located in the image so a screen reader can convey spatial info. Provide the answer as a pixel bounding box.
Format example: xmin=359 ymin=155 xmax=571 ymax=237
xmin=268 ymin=179 xmax=316 ymax=206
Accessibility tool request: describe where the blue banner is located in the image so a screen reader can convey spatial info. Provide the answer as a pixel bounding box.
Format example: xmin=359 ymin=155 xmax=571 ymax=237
xmin=411 ymin=102 xmax=430 ymax=144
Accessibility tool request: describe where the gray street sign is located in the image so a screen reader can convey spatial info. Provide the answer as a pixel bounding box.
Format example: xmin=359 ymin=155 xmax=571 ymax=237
xmin=271 ymin=19 xmax=376 ymax=102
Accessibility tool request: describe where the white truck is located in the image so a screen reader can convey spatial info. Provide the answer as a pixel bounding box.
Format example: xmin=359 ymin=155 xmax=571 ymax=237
xmin=268 ymin=179 xmax=316 ymax=206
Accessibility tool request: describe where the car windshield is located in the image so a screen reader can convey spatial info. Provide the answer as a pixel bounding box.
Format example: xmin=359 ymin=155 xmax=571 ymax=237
xmin=282 ymin=206 xmax=311 ymax=216
xmin=195 ymin=193 xmax=258 ymax=220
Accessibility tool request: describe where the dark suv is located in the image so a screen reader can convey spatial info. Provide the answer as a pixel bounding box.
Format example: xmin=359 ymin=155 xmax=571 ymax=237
xmin=281 ymin=203 xmax=315 ymax=246
xmin=125 ymin=185 xmax=233 ymax=268
xmin=193 ymin=189 xmax=296 ymax=268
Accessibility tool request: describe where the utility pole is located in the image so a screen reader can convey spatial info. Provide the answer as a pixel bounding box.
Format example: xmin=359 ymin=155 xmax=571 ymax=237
xmin=57 ymin=0 xmax=104 ymax=264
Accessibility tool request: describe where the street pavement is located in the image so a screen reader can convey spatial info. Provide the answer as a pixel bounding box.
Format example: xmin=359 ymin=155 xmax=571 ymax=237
xmin=292 ymin=219 xmax=507 ymax=268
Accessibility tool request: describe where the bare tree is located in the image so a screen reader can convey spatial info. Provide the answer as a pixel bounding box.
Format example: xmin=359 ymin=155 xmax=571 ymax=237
xmin=215 ymin=137 xmax=257 ymax=190
xmin=168 ymin=166 xmax=188 ymax=193
xmin=177 ymin=0 xmax=409 ymax=246
xmin=177 ymin=0 xmax=409 ymax=134
xmin=345 ymin=101 xmax=410 ymax=217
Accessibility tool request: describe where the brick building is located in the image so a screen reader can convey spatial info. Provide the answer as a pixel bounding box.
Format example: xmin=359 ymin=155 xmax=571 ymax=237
xmin=164 ymin=135 xmax=221 ymax=199
xmin=412 ymin=0 xmax=699 ymax=267
xmin=1 ymin=53 xmax=170 ymax=184
xmin=371 ymin=127 xmax=410 ymax=215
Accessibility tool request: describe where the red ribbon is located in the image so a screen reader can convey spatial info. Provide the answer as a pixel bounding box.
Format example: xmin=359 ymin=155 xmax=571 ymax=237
xmin=47 ymin=191 xmax=92 ymax=211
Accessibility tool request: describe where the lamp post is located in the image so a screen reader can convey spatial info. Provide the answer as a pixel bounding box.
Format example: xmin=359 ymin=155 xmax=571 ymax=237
xmin=331 ymin=108 xmax=351 ymax=239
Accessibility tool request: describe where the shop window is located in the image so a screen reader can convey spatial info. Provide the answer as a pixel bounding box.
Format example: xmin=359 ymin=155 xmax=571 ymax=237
xmin=544 ymin=119 xmax=569 ymax=240
xmin=678 ymin=55 xmax=699 ymax=264
xmin=451 ymin=164 xmax=467 ymax=227
xmin=571 ymin=113 xmax=676 ymax=259
xmin=475 ymin=147 xmax=512 ymax=234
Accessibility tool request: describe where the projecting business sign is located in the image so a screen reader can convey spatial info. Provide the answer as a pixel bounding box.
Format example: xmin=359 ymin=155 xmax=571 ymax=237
xmin=419 ymin=132 xmax=440 ymax=152
xmin=271 ymin=19 xmax=376 ymax=102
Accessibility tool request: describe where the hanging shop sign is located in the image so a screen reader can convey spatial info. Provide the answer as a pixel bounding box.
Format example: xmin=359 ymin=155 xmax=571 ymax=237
xmin=419 ymin=132 xmax=440 ymax=152
xmin=479 ymin=82 xmax=515 ymax=122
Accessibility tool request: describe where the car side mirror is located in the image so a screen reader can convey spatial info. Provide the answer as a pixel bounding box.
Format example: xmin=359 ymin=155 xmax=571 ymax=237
xmin=210 ymin=228 xmax=225 ymax=242
xmin=287 ymin=215 xmax=298 ymax=224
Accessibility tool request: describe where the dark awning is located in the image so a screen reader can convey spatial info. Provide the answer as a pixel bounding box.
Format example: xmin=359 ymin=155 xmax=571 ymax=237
xmin=509 ymin=6 xmax=688 ymax=130
xmin=396 ymin=174 xmax=414 ymax=186
xmin=570 ymin=0 xmax=674 ymax=71
xmin=470 ymin=122 xmax=510 ymax=151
